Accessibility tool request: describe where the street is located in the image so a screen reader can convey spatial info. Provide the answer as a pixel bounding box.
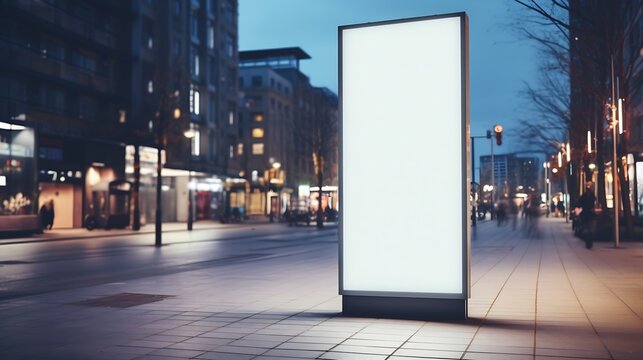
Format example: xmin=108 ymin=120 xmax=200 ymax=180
xmin=1 ymin=219 xmax=643 ymax=359
xmin=0 ymin=223 xmax=335 ymax=301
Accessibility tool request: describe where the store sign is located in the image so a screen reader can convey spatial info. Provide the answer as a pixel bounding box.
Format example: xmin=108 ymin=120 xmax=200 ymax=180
xmin=340 ymin=14 xmax=469 ymax=301
xmin=39 ymin=169 xmax=83 ymax=184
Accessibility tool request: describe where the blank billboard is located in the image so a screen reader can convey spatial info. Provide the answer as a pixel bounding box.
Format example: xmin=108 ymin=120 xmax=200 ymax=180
xmin=340 ymin=13 xmax=469 ymax=298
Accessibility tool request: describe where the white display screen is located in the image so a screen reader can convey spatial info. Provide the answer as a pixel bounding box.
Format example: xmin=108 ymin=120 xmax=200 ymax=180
xmin=340 ymin=14 xmax=468 ymax=297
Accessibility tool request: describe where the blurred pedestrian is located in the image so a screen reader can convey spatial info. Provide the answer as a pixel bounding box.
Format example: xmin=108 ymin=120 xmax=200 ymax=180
xmin=510 ymin=198 xmax=519 ymax=231
xmin=525 ymin=193 xmax=541 ymax=238
xmin=557 ymin=199 xmax=565 ymax=219
xmin=576 ymin=181 xmax=596 ymax=249
xmin=40 ymin=199 xmax=54 ymax=230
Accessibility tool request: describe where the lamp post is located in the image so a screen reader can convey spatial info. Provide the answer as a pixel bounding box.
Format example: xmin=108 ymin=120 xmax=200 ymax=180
xmin=543 ymin=161 xmax=550 ymax=208
xmin=610 ymin=58 xmax=620 ymax=248
xmin=184 ymin=125 xmax=196 ymax=231
xmin=470 ymin=135 xmax=488 ymax=226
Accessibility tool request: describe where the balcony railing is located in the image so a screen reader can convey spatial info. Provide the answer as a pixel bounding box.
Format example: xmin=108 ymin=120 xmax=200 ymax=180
xmin=0 ymin=40 xmax=115 ymax=94
xmin=12 ymin=0 xmax=118 ymax=50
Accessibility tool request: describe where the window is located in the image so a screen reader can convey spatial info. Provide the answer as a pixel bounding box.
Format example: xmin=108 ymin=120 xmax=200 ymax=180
xmin=207 ymin=22 xmax=215 ymax=49
xmin=174 ymin=0 xmax=181 ymax=16
xmin=229 ymin=145 xmax=234 ymax=159
xmin=78 ymin=96 xmax=95 ymax=120
xmin=147 ymin=80 xmax=153 ymax=94
xmin=227 ymin=67 xmax=235 ymax=90
xmin=147 ymin=36 xmax=153 ymax=49
xmin=237 ymin=143 xmax=244 ymax=155
xmin=47 ymin=88 xmax=66 ymax=111
xmin=251 ymin=128 xmax=264 ymax=138
xmin=209 ymin=133 xmax=216 ymax=160
xmin=252 ymin=143 xmax=264 ymax=155
xmin=191 ymin=47 xmax=200 ymax=78
xmin=71 ymin=50 xmax=96 ymax=72
xmin=207 ymin=94 xmax=216 ymax=123
xmin=191 ymin=127 xmax=200 ymax=156
xmin=40 ymin=38 xmax=64 ymax=60
xmin=191 ymin=11 xmax=200 ymax=42
xmin=238 ymin=77 xmax=244 ymax=88
xmin=224 ymin=34 xmax=234 ymax=57
xmin=224 ymin=0 xmax=235 ymax=23
xmin=195 ymin=54 xmax=200 ymax=77
xmin=251 ymin=76 xmax=262 ymax=87
xmin=228 ymin=111 xmax=234 ymax=125
xmin=208 ymin=0 xmax=216 ymax=16
xmin=253 ymin=113 xmax=264 ymax=122
xmin=208 ymin=57 xmax=217 ymax=84
xmin=190 ymin=85 xmax=200 ymax=115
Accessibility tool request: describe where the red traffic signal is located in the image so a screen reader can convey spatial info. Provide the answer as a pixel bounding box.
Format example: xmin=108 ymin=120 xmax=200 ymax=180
xmin=494 ymin=124 xmax=503 ymax=146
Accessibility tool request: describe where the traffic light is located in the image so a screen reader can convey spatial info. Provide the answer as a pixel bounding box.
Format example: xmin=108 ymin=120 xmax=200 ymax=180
xmin=486 ymin=130 xmax=492 ymax=139
xmin=494 ymin=124 xmax=503 ymax=146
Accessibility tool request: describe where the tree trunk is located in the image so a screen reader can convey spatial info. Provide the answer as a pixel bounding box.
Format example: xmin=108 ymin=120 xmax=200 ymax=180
xmin=132 ymin=145 xmax=141 ymax=230
xmin=316 ymin=169 xmax=324 ymax=229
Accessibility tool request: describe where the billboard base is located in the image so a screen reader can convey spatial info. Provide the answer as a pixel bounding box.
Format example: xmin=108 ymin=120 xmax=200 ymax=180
xmin=342 ymin=295 xmax=467 ymax=321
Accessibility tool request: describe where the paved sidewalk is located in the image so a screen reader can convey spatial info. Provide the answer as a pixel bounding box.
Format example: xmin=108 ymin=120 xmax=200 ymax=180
xmin=1 ymin=218 xmax=643 ymax=359
xmin=0 ymin=219 xmax=272 ymax=245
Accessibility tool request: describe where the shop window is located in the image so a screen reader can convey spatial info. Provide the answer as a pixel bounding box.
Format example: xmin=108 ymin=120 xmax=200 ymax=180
xmin=0 ymin=125 xmax=36 ymax=216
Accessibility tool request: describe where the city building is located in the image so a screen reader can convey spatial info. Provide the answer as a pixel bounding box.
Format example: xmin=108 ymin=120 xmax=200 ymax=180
xmin=238 ymin=47 xmax=338 ymax=217
xmin=569 ymin=0 xmax=642 ymax=216
xmin=1 ymin=0 xmax=132 ymax=231
xmin=0 ymin=0 xmax=240 ymax=232
xmin=127 ymin=0 xmax=239 ymax=224
xmin=479 ymin=154 xmax=540 ymax=203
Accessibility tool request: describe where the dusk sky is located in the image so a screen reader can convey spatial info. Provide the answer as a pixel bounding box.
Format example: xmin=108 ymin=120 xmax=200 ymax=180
xmin=239 ymin=0 xmax=542 ymax=167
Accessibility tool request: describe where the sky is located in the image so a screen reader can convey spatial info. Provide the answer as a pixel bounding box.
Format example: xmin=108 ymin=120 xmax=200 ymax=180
xmin=239 ymin=0 xmax=542 ymax=170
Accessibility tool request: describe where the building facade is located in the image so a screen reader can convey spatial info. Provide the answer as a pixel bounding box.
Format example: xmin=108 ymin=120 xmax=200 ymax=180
xmin=479 ymin=154 xmax=540 ymax=202
xmin=1 ymin=0 xmax=132 ymax=231
xmin=569 ymin=0 xmax=642 ymax=216
xmin=238 ymin=47 xmax=338 ymax=217
xmin=129 ymin=0 xmax=240 ymax=224
xmin=0 ymin=0 xmax=240 ymax=232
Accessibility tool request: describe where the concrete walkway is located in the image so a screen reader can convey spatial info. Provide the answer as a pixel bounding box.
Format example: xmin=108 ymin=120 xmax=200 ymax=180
xmin=1 ymin=218 xmax=643 ymax=359
xmin=0 ymin=219 xmax=272 ymax=244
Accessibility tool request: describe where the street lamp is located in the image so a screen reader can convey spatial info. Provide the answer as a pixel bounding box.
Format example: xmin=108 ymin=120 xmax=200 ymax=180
xmin=184 ymin=125 xmax=196 ymax=231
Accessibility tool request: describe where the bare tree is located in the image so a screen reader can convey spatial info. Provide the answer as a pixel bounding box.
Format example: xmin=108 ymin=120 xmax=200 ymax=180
xmin=512 ymin=0 xmax=643 ymax=236
xmin=296 ymin=88 xmax=338 ymax=228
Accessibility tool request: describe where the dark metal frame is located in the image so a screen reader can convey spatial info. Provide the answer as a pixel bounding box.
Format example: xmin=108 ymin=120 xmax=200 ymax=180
xmin=338 ymin=12 xmax=470 ymax=302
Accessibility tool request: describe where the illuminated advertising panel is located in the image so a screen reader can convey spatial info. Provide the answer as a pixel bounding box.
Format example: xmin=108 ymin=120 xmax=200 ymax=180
xmin=340 ymin=13 xmax=469 ymax=304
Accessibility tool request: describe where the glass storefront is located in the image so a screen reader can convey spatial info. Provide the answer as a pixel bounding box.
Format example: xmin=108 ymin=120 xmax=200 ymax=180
xmin=0 ymin=124 xmax=36 ymax=217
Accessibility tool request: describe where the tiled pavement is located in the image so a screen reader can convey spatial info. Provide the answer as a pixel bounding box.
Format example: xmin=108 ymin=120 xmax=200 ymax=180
xmin=1 ymin=218 xmax=643 ymax=359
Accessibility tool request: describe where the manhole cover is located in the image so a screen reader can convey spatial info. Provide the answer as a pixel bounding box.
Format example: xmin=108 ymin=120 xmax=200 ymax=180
xmin=69 ymin=293 xmax=174 ymax=308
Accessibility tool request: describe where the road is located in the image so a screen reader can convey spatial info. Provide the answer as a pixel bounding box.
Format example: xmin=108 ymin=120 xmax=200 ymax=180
xmin=0 ymin=224 xmax=338 ymax=301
